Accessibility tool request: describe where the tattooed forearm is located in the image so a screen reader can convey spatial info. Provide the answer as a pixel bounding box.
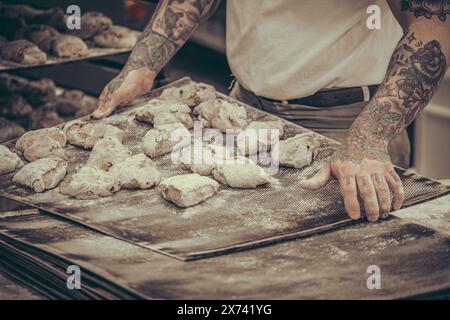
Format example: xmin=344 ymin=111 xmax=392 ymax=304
xmin=341 ymin=32 xmax=447 ymax=163
xmin=401 ymin=0 xmax=450 ymax=22
xmin=108 ymin=0 xmax=220 ymax=91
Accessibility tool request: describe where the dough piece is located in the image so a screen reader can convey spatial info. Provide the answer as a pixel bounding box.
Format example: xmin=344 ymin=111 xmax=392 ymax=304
xmin=0 ymin=39 xmax=47 ymax=64
xmin=27 ymin=109 xmax=64 ymax=130
xmin=180 ymin=144 xmax=232 ymax=176
xmin=54 ymin=90 xmax=85 ymax=116
xmin=63 ymin=120 xmax=124 ymax=149
xmin=159 ymin=83 xmax=216 ymax=107
xmin=237 ymin=120 xmax=284 ymax=156
xmin=52 ymin=35 xmax=88 ymax=58
xmin=142 ymin=123 xmax=190 ymax=158
xmin=15 ymin=24 xmax=60 ymax=53
xmin=75 ymin=95 xmax=98 ymax=117
xmin=93 ymin=25 xmax=139 ymax=48
xmin=0 ymin=95 xmax=32 ymax=118
xmin=153 ymin=111 xmax=194 ymax=129
xmin=159 ymin=173 xmax=219 ymax=208
xmin=210 ymin=99 xmax=248 ymax=132
xmin=23 ymin=136 xmax=66 ymax=162
xmin=71 ymin=11 xmax=113 ymax=39
xmin=86 ymin=136 xmax=131 ymax=171
xmin=212 ymin=161 xmax=274 ymax=188
xmin=278 ymin=132 xmax=320 ymax=169
xmin=28 ymin=8 xmax=67 ymax=31
xmin=59 ymin=166 xmax=120 ymax=200
xmin=13 ymin=157 xmax=67 ymax=193
xmin=0 ymin=3 xmax=43 ymax=20
xmin=16 ymin=127 xmax=66 ymax=152
xmin=0 ymin=144 xmax=24 ymax=174
xmin=135 ymin=100 xmax=190 ymax=122
xmin=0 ymin=117 xmax=25 ymax=143
xmin=193 ymin=99 xmax=218 ymax=128
xmin=0 ymin=74 xmax=56 ymax=105
xmin=109 ymin=153 xmax=161 ymax=189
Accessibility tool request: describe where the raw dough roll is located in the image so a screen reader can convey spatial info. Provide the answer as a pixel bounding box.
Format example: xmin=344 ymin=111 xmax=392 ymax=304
xmin=278 ymin=132 xmax=320 ymax=169
xmin=86 ymin=136 xmax=131 ymax=171
xmin=52 ymin=35 xmax=88 ymax=58
xmin=0 ymin=144 xmax=24 ymax=174
xmin=70 ymin=11 xmax=113 ymax=39
xmin=22 ymin=136 xmax=67 ymax=162
xmin=15 ymin=24 xmax=60 ymax=53
xmin=159 ymin=173 xmax=219 ymax=208
xmin=142 ymin=123 xmax=190 ymax=158
xmin=93 ymin=25 xmax=139 ymax=49
xmin=54 ymin=90 xmax=85 ymax=116
xmin=0 ymin=117 xmax=25 ymax=143
xmin=16 ymin=127 xmax=66 ymax=152
xmin=59 ymin=166 xmax=120 ymax=200
xmin=109 ymin=153 xmax=161 ymax=189
xmin=134 ymin=100 xmax=191 ymax=124
xmin=13 ymin=157 xmax=67 ymax=193
xmin=0 ymin=95 xmax=32 ymax=118
xmin=212 ymin=161 xmax=274 ymax=188
xmin=0 ymin=39 xmax=47 ymax=64
xmin=237 ymin=120 xmax=284 ymax=156
xmin=64 ymin=120 xmax=124 ymax=149
xmin=0 ymin=74 xmax=56 ymax=105
xmin=159 ymin=83 xmax=216 ymax=107
xmin=210 ymin=99 xmax=248 ymax=133
xmin=27 ymin=109 xmax=64 ymax=130
xmin=179 ymin=144 xmax=232 ymax=176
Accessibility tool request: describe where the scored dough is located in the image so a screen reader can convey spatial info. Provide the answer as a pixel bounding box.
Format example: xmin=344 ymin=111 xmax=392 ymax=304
xmin=278 ymin=132 xmax=320 ymax=169
xmin=59 ymin=166 xmax=120 ymax=200
xmin=159 ymin=173 xmax=219 ymax=208
xmin=16 ymin=127 xmax=66 ymax=152
xmin=63 ymin=120 xmax=124 ymax=149
xmin=142 ymin=123 xmax=190 ymax=158
xmin=0 ymin=144 xmax=24 ymax=174
xmin=86 ymin=136 xmax=131 ymax=171
xmin=13 ymin=157 xmax=67 ymax=192
xmin=109 ymin=153 xmax=161 ymax=190
xmin=212 ymin=160 xmax=275 ymax=188
xmin=159 ymin=83 xmax=216 ymax=107
xmin=237 ymin=120 xmax=284 ymax=156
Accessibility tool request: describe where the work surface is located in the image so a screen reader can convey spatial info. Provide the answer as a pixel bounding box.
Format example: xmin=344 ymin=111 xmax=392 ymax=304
xmin=1 ymin=193 xmax=450 ymax=299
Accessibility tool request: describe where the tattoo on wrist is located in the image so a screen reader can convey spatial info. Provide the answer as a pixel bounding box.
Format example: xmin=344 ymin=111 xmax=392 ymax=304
xmin=340 ymin=33 xmax=447 ymax=163
xmin=401 ymin=0 xmax=450 ymax=22
xmin=108 ymin=0 xmax=219 ymax=92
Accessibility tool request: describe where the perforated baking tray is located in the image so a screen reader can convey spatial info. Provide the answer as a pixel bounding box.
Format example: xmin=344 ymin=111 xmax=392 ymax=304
xmin=1 ymin=77 xmax=449 ymax=261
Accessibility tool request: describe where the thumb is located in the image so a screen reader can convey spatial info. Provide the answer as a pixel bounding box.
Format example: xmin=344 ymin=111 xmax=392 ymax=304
xmin=298 ymin=164 xmax=332 ymax=190
xmin=92 ymin=89 xmax=116 ymax=119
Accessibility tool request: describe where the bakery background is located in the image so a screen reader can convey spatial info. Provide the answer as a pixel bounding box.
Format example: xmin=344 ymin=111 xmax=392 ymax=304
xmin=1 ymin=0 xmax=449 ymax=180
xmin=1 ymin=0 xmax=450 ymax=300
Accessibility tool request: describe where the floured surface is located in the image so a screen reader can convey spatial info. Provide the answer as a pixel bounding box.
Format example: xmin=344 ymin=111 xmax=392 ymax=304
xmin=1 ymin=209 xmax=450 ymax=299
xmin=0 ymin=78 xmax=449 ymax=261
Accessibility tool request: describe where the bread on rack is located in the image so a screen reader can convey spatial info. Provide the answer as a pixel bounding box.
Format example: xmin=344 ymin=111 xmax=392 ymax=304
xmin=70 ymin=11 xmax=113 ymax=39
xmin=0 ymin=74 xmax=56 ymax=105
xmin=0 ymin=39 xmax=47 ymax=64
xmin=14 ymin=24 xmax=60 ymax=53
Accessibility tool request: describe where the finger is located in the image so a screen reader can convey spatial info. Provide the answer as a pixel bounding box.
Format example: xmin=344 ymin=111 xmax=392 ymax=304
xmin=385 ymin=169 xmax=404 ymax=211
xmin=298 ymin=165 xmax=331 ymax=190
xmin=338 ymin=174 xmax=360 ymax=219
xmin=371 ymin=173 xmax=391 ymax=219
xmin=356 ymin=175 xmax=380 ymax=222
xmin=92 ymin=89 xmax=113 ymax=119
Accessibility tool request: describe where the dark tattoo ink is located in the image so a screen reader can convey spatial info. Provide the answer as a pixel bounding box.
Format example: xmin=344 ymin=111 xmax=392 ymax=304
xmin=333 ymin=33 xmax=446 ymax=165
xmin=401 ymin=0 xmax=450 ymax=22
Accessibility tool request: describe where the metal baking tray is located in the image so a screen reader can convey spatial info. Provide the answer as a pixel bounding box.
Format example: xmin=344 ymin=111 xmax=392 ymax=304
xmin=1 ymin=77 xmax=449 ymax=261
xmin=0 ymin=47 xmax=131 ymax=72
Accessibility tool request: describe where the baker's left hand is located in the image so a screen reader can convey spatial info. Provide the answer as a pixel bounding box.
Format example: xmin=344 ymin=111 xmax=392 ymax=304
xmin=298 ymin=136 xmax=404 ymax=222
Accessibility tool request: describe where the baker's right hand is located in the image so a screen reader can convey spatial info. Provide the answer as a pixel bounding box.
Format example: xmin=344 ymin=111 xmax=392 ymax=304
xmin=92 ymin=67 xmax=157 ymax=119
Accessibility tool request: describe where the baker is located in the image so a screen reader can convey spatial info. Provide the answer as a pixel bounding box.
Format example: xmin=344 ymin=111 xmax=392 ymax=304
xmin=93 ymin=0 xmax=450 ymax=222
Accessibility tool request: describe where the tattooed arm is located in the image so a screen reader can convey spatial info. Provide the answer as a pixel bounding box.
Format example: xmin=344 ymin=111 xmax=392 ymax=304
xmin=93 ymin=0 xmax=221 ymax=118
xmin=300 ymin=0 xmax=450 ymax=222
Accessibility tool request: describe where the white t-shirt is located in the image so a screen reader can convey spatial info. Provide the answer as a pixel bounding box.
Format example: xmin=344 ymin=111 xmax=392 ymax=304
xmin=226 ymin=0 xmax=403 ymax=100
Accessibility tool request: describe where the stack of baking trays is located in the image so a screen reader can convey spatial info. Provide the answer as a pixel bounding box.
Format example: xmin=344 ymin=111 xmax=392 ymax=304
xmin=1 ymin=77 xmax=450 ymax=299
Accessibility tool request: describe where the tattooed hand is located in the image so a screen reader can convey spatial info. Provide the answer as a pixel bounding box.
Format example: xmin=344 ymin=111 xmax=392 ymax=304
xmin=92 ymin=0 xmax=220 ymax=118
xmin=298 ymin=112 xmax=404 ymax=222
xmin=299 ymin=31 xmax=447 ymax=222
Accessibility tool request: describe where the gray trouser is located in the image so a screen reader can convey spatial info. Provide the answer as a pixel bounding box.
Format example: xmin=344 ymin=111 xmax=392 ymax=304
xmin=230 ymin=83 xmax=411 ymax=168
